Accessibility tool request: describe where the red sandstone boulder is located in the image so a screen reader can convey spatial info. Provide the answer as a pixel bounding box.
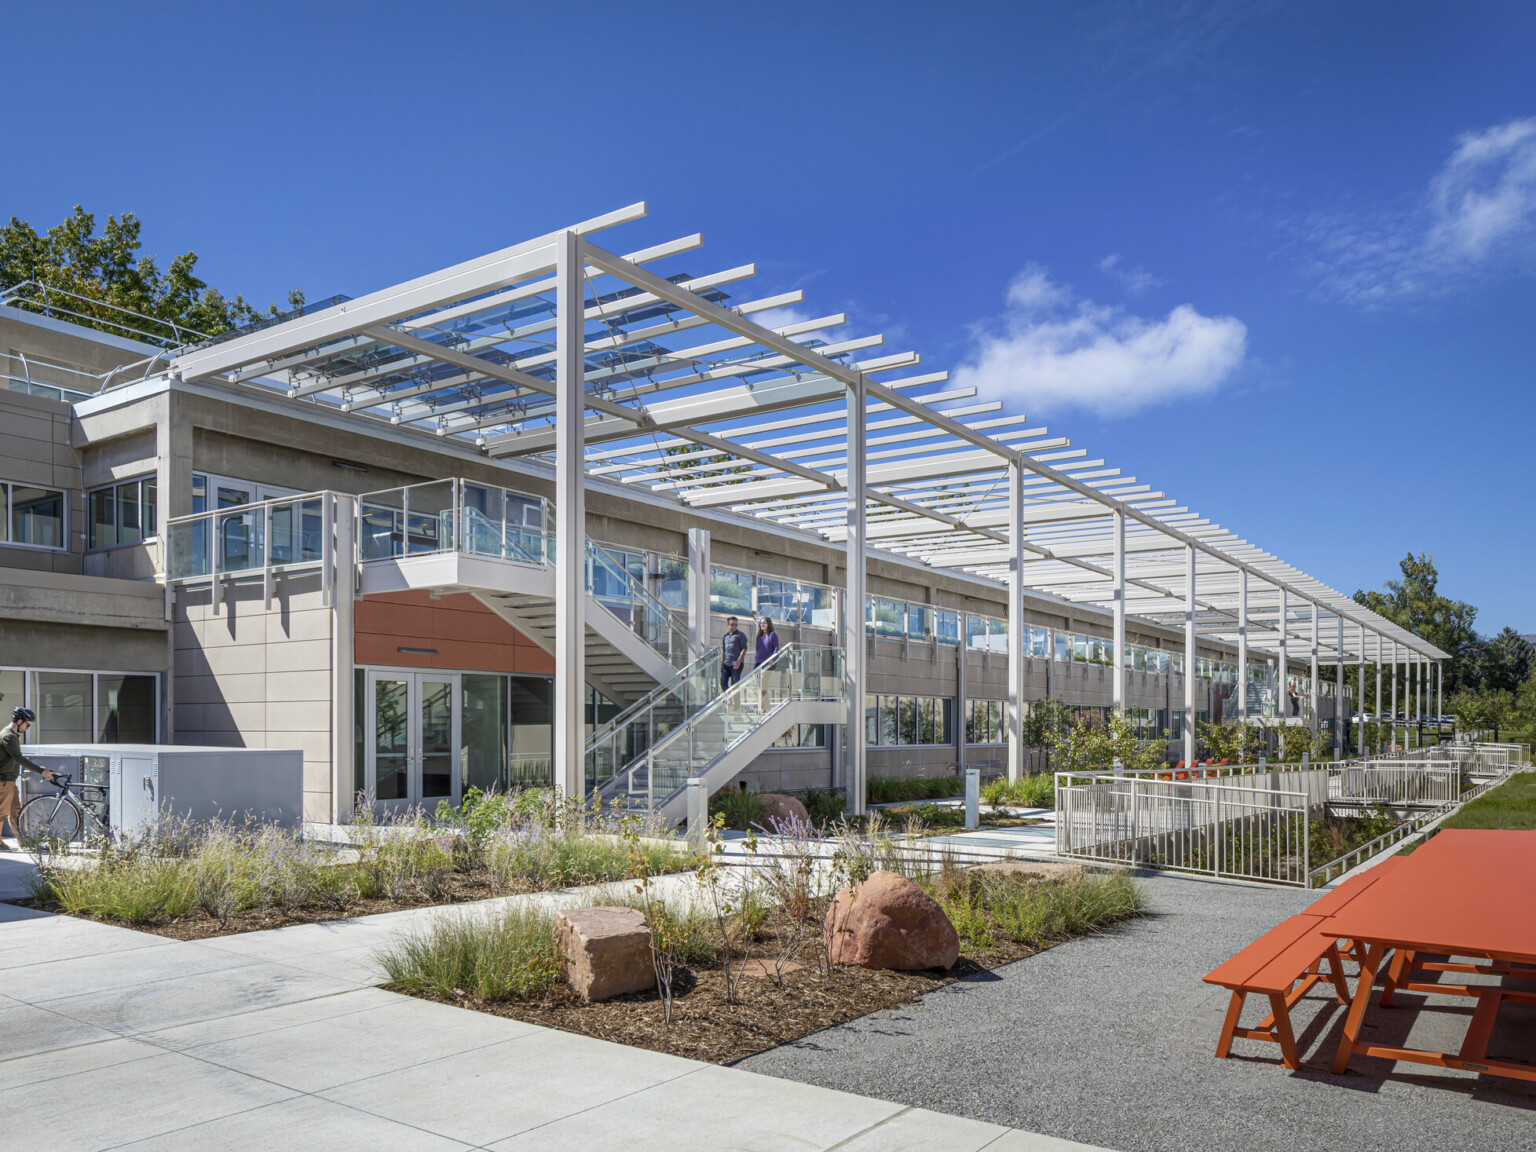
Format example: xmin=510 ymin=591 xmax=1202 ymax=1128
xmin=757 ymin=793 xmax=810 ymax=827
xmin=825 ymin=870 xmax=960 ymax=970
xmin=555 ymin=907 xmax=654 ymax=1001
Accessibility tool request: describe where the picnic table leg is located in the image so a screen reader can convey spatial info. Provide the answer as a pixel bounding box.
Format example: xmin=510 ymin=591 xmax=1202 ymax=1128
xmin=1333 ymin=943 xmax=1386 ymax=1075
xmin=1381 ymin=949 xmax=1413 ymax=1008
xmin=1215 ymin=990 xmax=1245 ymax=1059
xmin=1458 ymin=989 xmax=1502 ymax=1063
xmin=1268 ymin=991 xmax=1302 ymax=1069
xmin=1324 ymin=944 xmax=1351 ymax=1004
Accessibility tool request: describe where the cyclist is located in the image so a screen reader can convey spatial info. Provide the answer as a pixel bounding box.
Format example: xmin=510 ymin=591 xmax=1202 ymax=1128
xmin=1 ymin=707 xmax=54 ymax=850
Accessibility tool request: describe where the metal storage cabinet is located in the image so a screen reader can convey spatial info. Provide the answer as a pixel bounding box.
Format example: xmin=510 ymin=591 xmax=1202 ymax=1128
xmin=21 ymin=745 xmax=304 ymax=832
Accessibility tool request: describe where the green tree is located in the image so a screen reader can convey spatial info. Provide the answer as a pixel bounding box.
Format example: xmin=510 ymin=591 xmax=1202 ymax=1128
xmin=1480 ymin=627 xmax=1535 ymax=693
xmin=1353 ymin=552 xmax=1480 ymax=692
xmin=0 ymin=206 xmax=303 ymax=346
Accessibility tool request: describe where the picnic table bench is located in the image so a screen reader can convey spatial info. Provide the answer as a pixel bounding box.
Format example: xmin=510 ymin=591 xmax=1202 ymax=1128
xmin=1203 ymin=857 xmax=1405 ymax=1068
xmin=1204 ymin=913 xmax=1351 ymax=1069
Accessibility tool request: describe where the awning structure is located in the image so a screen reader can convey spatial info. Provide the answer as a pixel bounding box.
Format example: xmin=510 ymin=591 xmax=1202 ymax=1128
xmin=150 ymin=202 xmax=1442 ymax=687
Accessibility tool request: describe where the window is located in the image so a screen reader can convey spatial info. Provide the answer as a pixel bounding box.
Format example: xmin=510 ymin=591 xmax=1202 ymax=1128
xmin=710 ymin=567 xmax=754 ymax=616
xmin=770 ymin=723 xmax=828 ymax=750
xmin=87 ymin=476 xmax=158 ymax=549
xmin=907 ymin=604 xmax=932 ymax=642
xmin=934 ymin=609 xmax=960 ymax=645
xmin=656 ymin=557 xmax=687 ymax=609
xmin=870 ymin=598 xmax=905 ymax=638
xmin=3 ymin=483 xmax=66 ymax=549
xmin=865 ymin=695 xmax=956 ymax=746
xmin=1055 ymin=630 xmax=1071 ymax=662
xmin=1029 ymin=626 xmax=1050 ymax=658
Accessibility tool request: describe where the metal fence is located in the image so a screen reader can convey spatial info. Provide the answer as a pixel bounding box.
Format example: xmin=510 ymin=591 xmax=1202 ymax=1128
xmin=1055 ymin=772 xmax=1311 ymax=886
xmin=1328 ymin=761 xmax=1462 ymax=807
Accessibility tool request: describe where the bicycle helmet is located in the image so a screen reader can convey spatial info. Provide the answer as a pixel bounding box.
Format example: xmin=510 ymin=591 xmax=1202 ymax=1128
xmin=11 ymin=706 xmax=34 ymax=723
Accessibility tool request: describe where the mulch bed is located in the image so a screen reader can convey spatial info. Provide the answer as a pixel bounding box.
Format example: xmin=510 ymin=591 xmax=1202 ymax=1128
xmin=401 ymin=931 xmax=1046 ymax=1065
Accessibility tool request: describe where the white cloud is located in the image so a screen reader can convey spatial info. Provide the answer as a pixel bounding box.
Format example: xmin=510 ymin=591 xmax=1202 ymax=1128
xmin=952 ymin=266 xmax=1248 ymax=418
xmin=1306 ymin=118 xmax=1536 ymax=304
xmin=1098 ymin=253 xmax=1163 ymax=294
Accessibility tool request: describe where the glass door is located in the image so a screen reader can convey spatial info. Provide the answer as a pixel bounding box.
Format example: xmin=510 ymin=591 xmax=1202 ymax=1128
xmin=365 ymin=670 xmax=461 ymax=813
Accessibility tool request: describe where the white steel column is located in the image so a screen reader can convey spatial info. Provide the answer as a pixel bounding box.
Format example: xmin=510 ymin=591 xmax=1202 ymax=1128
xmin=1276 ymin=588 xmax=1288 ymax=728
xmin=1111 ymin=508 xmax=1126 ymax=716
xmin=1355 ymin=622 xmax=1365 ymax=758
xmin=1437 ymin=661 xmax=1443 ymax=730
xmin=1236 ymin=568 xmax=1249 ymax=724
xmin=1006 ymin=459 xmax=1028 ymax=784
xmin=687 ymin=527 xmax=710 ymax=660
xmin=1382 ymin=651 xmax=1394 ymax=758
xmin=1335 ymin=615 xmax=1345 ymax=757
xmin=554 ymin=230 xmax=587 ymax=801
xmin=1309 ymin=607 xmax=1320 ymax=735
xmin=1183 ymin=544 xmax=1196 ymax=758
xmin=1390 ymin=641 xmax=1399 ymax=752
xmin=845 ymin=374 xmax=868 ymax=816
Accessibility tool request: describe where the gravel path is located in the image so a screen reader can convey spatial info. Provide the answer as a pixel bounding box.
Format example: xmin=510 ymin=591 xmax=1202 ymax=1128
xmin=739 ymin=871 xmax=1536 ymax=1152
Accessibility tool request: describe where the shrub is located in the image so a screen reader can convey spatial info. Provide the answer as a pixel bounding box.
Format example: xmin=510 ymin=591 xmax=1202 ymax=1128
xmin=866 ymin=774 xmax=962 ymax=805
xmin=710 ymin=787 xmax=766 ymax=831
xmin=800 ymin=787 xmax=845 ymax=827
xmin=485 ymin=829 xmax=693 ymax=891
xmin=922 ymin=866 xmax=1144 ymax=951
xmin=981 ymin=774 xmax=1056 ymax=810
xmin=375 ymin=905 xmax=565 ymax=1000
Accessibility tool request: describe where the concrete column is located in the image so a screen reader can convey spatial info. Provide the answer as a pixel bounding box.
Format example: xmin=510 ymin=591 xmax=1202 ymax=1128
xmin=687 ymin=527 xmax=710 ymax=660
xmin=1182 ymin=545 xmax=1196 ymax=758
xmin=844 ymin=374 xmax=868 ymax=816
xmin=553 ymin=231 xmax=587 ymax=801
xmin=1112 ymin=508 xmax=1126 ymax=715
xmin=1236 ymin=568 xmax=1249 ymax=724
xmin=1006 ymin=459 xmax=1027 ymax=784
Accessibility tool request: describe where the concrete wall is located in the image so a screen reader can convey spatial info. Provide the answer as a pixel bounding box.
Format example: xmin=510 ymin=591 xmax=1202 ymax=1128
xmin=173 ymin=572 xmax=336 ymax=823
xmin=0 ymin=389 xmax=83 ymax=574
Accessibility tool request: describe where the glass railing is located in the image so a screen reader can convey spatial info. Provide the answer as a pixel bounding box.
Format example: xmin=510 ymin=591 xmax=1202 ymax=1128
xmin=642 ymin=644 xmax=845 ymax=801
xmin=358 ymin=478 xmax=549 ymax=564
xmin=587 ymin=540 xmax=690 ymax=669
xmin=587 ymin=651 xmax=720 ymax=791
xmin=166 ymin=492 xmax=329 ymax=580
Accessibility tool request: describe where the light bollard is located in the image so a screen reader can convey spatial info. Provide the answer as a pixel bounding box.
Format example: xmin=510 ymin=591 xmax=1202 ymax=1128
xmin=965 ymin=768 xmax=980 ymax=830
xmin=686 ymin=777 xmax=707 ymax=846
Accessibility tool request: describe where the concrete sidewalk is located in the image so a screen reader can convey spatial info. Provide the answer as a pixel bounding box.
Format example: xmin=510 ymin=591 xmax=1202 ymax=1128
xmin=2 ymin=898 xmax=1110 ymax=1151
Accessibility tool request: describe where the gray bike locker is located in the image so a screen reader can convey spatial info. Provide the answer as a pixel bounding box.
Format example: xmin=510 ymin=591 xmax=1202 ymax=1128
xmin=21 ymin=745 xmax=304 ymax=833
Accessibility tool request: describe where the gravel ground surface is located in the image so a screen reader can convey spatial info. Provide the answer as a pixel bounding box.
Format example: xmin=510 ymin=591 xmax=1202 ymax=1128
xmin=739 ymin=871 xmax=1536 ymax=1152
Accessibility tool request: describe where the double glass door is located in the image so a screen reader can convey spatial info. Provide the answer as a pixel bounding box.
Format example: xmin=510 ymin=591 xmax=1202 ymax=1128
xmin=366 ymin=670 xmax=461 ymax=812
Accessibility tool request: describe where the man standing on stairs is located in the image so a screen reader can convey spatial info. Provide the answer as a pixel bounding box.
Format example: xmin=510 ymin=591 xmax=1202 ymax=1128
xmin=721 ymin=615 xmax=748 ymax=691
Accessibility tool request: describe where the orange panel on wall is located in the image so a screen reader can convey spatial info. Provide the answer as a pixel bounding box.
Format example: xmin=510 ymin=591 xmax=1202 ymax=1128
xmin=354 ymin=591 xmax=554 ymax=674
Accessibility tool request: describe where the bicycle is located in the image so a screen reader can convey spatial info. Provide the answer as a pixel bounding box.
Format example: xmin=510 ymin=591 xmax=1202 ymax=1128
xmin=18 ymin=773 xmax=113 ymax=848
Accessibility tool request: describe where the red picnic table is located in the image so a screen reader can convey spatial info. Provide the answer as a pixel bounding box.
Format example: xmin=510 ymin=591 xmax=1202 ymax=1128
xmin=1326 ymin=829 xmax=1536 ymax=1081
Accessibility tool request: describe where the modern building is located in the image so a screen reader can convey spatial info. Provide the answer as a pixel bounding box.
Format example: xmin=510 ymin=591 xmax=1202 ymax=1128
xmin=0 ymin=203 xmax=1448 ymax=826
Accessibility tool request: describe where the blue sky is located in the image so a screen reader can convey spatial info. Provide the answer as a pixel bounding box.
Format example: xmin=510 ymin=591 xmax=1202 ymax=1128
xmin=7 ymin=1 xmax=1534 ymax=632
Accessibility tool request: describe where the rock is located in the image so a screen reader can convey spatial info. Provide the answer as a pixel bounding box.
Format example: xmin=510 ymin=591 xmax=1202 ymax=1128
xmin=756 ymin=793 xmax=810 ymax=827
xmin=966 ymin=860 xmax=1083 ymax=884
xmin=825 ymin=870 xmax=960 ymax=971
xmin=554 ymin=907 xmax=654 ymax=1002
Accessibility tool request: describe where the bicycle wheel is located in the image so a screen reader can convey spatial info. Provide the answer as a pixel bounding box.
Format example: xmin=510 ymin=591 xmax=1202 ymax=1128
xmin=19 ymin=795 xmax=82 ymax=845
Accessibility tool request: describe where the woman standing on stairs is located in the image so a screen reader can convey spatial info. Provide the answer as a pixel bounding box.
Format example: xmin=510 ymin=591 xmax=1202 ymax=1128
xmin=754 ymin=617 xmax=782 ymax=710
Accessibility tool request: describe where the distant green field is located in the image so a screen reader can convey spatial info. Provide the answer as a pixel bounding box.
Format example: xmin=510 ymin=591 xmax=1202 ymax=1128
xmin=1438 ymin=772 xmax=1536 ymax=832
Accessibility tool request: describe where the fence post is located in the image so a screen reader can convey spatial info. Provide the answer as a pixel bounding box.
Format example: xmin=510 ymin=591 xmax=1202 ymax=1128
xmin=965 ymin=768 xmax=979 ymax=830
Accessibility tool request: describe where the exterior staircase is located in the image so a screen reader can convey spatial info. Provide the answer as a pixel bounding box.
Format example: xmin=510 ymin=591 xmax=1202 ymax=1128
xmin=593 ymin=644 xmax=846 ymax=827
